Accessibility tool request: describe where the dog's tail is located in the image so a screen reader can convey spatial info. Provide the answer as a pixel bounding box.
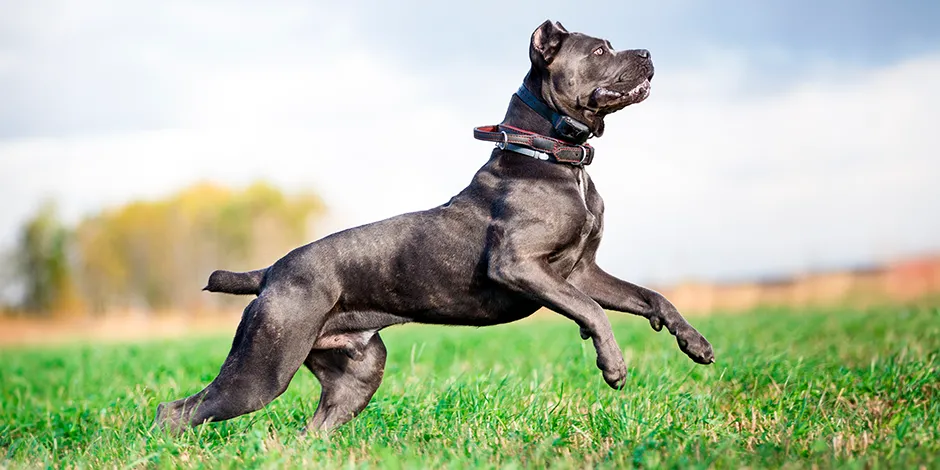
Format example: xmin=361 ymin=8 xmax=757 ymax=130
xmin=203 ymin=268 xmax=267 ymax=296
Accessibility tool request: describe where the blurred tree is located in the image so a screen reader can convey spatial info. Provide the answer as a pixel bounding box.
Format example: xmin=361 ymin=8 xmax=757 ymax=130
xmin=14 ymin=202 xmax=80 ymax=315
xmin=73 ymin=182 xmax=326 ymax=314
xmin=0 ymin=249 xmax=20 ymax=314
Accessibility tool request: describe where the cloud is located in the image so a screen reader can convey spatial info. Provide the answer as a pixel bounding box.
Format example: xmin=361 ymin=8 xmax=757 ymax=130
xmin=0 ymin=0 xmax=358 ymax=137
xmin=1 ymin=3 xmax=938 ymax=286
xmin=0 ymin=22 xmax=489 ymax=247
xmin=592 ymin=53 xmax=940 ymax=281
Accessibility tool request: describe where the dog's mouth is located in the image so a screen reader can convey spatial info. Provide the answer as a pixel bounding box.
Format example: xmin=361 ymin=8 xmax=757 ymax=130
xmin=590 ymin=79 xmax=651 ymax=111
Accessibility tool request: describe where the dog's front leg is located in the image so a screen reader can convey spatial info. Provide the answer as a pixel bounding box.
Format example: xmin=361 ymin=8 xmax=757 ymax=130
xmin=489 ymin=257 xmax=627 ymax=389
xmin=569 ymin=263 xmax=714 ymax=365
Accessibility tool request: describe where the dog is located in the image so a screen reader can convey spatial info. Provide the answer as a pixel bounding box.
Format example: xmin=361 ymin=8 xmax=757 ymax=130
xmin=154 ymin=20 xmax=714 ymax=434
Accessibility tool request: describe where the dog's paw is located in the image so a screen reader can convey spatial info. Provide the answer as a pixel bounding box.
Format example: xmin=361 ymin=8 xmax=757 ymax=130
xmin=153 ymin=402 xmax=181 ymax=435
xmin=153 ymin=400 xmax=193 ymax=436
xmin=648 ymin=315 xmax=663 ymax=332
xmin=596 ymin=353 xmax=627 ymax=390
xmin=676 ymin=328 xmax=715 ymax=365
xmin=602 ymin=365 xmax=627 ymax=390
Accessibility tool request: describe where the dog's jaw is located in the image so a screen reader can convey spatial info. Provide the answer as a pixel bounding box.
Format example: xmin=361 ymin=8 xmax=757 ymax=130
xmin=590 ymin=79 xmax=651 ymax=110
xmin=577 ymin=78 xmax=651 ymax=137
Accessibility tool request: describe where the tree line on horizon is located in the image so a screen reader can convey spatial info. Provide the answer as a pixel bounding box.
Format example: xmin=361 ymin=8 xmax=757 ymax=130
xmin=3 ymin=182 xmax=326 ymax=316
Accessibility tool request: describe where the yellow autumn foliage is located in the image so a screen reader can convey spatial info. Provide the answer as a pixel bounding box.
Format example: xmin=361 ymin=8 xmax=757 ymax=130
xmin=70 ymin=181 xmax=325 ymax=314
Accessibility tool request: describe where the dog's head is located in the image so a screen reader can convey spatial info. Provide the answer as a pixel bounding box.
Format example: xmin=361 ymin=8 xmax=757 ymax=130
xmin=529 ymin=20 xmax=654 ymax=137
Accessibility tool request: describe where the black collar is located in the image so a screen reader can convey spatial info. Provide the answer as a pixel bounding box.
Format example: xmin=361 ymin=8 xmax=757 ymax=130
xmin=515 ymin=85 xmax=592 ymax=145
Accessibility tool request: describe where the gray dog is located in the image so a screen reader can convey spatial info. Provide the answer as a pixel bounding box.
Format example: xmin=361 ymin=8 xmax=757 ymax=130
xmin=155 ymin=20 xmax=714 ymax=434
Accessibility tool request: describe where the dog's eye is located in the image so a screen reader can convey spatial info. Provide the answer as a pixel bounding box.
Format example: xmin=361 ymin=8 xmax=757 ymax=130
xmin=593 ymin=47 xmax=605 ymax=56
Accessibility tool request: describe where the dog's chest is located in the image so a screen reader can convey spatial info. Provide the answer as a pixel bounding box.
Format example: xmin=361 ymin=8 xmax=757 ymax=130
xmin=552 ymin=182 xmax=600 ymax=275
xmin=576 ymin=168 xmax=598 ymax=238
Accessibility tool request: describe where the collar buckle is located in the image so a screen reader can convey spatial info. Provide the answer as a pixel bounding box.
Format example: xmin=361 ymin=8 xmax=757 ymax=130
xmin=496 ymin=131 xmax=509 ymax=150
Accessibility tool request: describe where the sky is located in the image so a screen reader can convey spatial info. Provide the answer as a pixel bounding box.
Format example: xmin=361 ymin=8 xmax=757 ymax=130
xmin=1 ymin=0 xmax=939 ymax=288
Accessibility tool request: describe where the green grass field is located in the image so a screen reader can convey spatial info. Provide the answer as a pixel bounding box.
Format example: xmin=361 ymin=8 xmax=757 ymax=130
xmin=2 ymin=306 xmax=938 ymax=468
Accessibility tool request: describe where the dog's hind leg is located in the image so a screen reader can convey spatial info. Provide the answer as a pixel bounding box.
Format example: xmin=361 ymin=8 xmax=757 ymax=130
xmin=154 ymin=291 xmax=329 ymax=433
xmin=303 ymin=332 xmax=387 ymax=432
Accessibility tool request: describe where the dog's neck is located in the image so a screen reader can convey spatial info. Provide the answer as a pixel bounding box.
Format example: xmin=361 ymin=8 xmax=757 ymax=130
xmin=500 ymin=72 xmax=573 ymax=142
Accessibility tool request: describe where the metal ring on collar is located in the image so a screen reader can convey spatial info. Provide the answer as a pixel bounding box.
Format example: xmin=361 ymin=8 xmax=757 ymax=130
xmin=578 ymin=146 xmax=587 ymax=165
xmin=496 ymin=131 xmax=508 ymax=150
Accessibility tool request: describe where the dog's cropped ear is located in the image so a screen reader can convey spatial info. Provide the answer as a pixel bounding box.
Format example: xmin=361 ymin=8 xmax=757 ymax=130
xmin=530 ymin=20 xmax=569 ymax=65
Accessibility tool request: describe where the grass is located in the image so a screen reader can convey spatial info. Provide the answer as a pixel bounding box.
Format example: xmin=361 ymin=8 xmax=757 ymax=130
xmin=1 ymin=305 xmax=938 ymax=469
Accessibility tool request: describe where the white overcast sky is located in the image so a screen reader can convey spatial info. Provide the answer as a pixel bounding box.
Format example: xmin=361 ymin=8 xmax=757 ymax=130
xmin=1 ymin=0 xmax=939 ymax=285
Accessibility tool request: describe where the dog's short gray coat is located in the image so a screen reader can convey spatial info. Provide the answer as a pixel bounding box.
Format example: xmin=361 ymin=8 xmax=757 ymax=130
xmin=154 ymin=20 xmax=714 ymax=434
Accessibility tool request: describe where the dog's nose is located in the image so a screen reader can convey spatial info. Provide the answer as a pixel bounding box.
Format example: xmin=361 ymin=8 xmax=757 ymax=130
xmin=636 ymin=49 xmax=651 ymax=59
